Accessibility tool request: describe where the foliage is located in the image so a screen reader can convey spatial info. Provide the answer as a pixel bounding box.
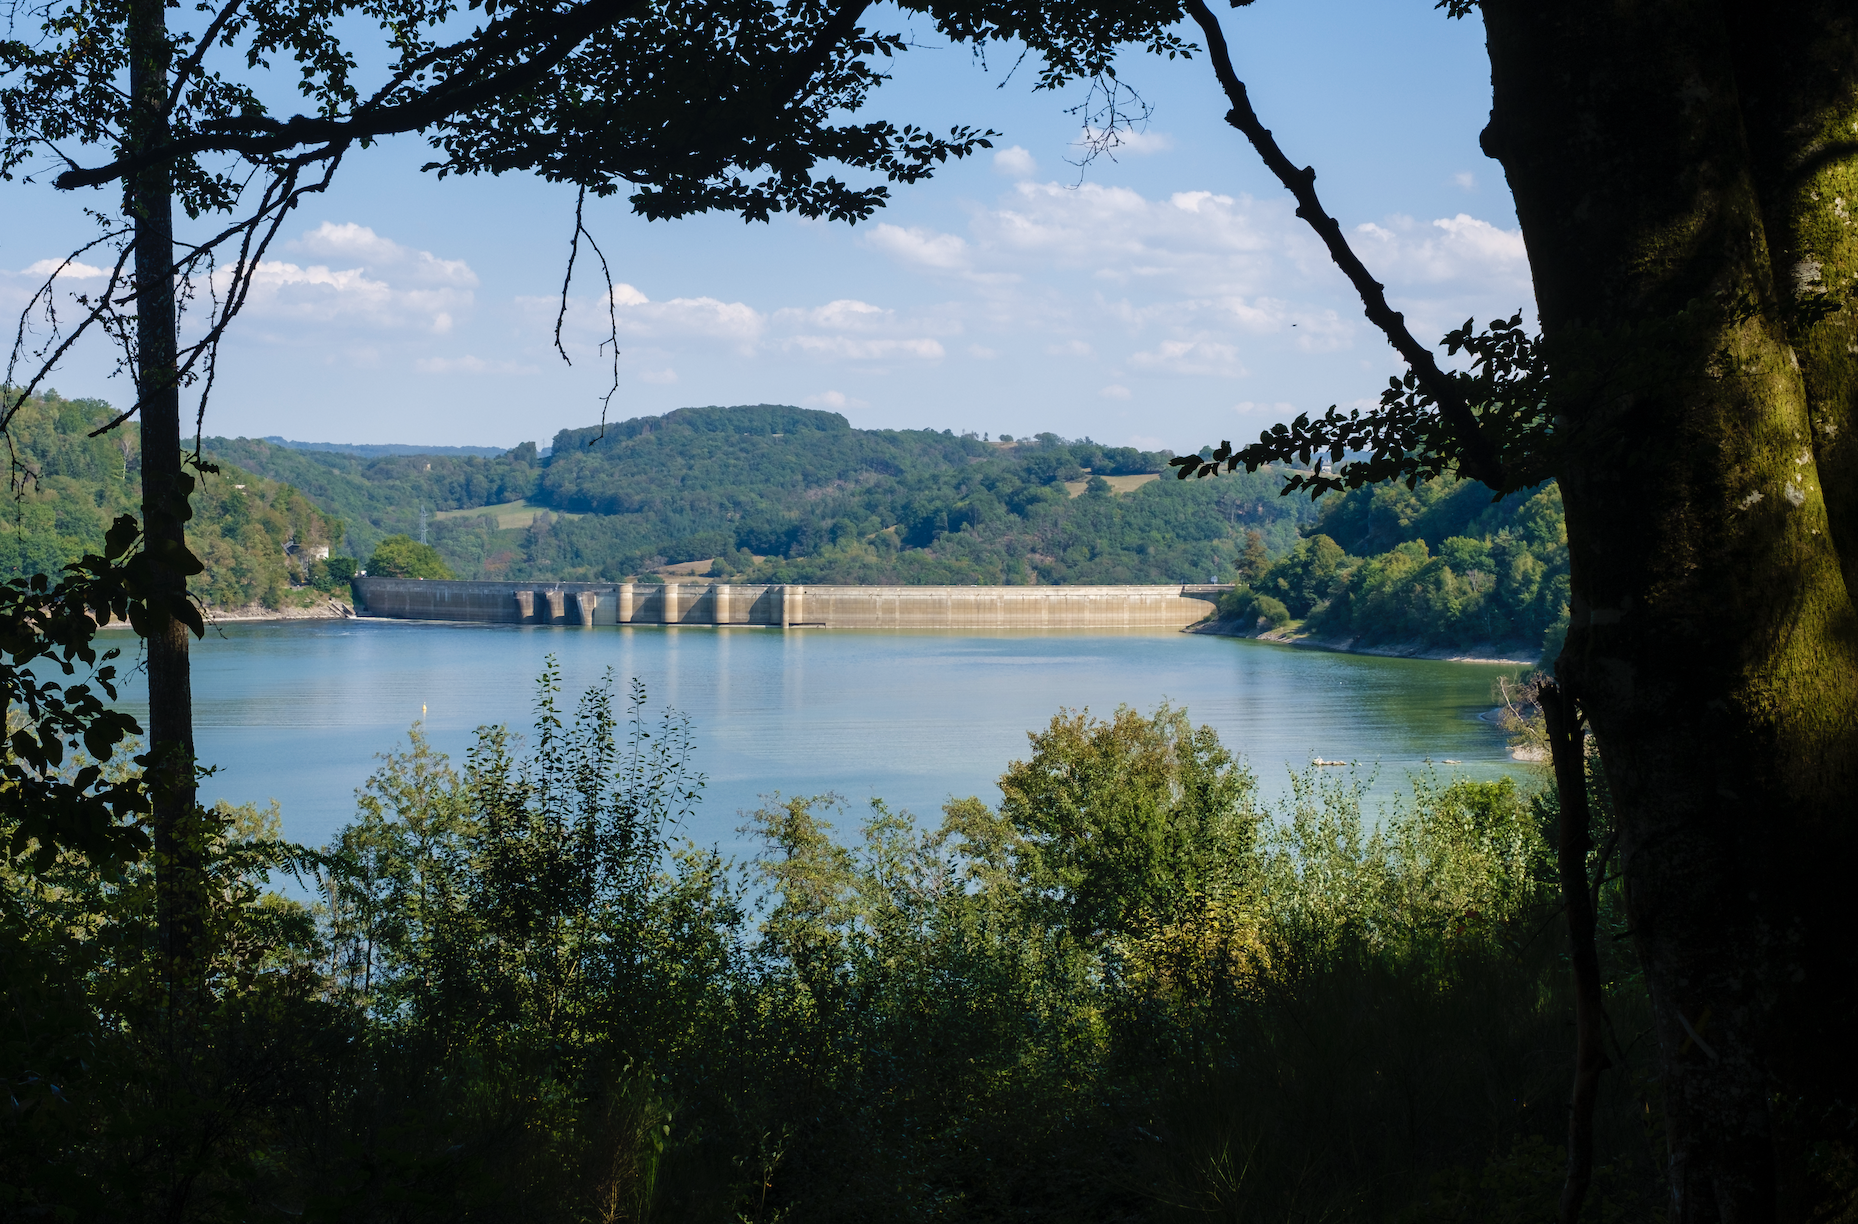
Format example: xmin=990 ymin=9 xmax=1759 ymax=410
xmin=994 ymin=703 xmax=1258 ymax=947
xmin=1 ymin=673 xmax=1674 ymax=1221
xmin=0 ymin=517 xmax=151 ymax=869
xmin=1217 ymin=478 xmax=1569 ymax=659
xmin=365 ymin=534 xmax=454 ymax=581
xmin=2 ymin=390 xmax=349 ymax=609
xmin=198 ymin=435 xmax=545 ymax=563
xmin=1172 ymin=313 xmax=1553 ymax=499
xmin=210 ymin=405 xmax=1316 ymax=586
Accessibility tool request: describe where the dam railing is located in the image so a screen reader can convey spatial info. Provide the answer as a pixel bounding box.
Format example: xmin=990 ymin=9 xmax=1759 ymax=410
xmin=351 ymin=578 xmax=1232 ymax=630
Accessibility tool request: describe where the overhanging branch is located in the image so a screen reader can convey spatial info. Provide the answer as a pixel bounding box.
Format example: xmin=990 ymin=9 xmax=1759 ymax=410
xmin=1180 ymin=0 xmax=1506 ymax=489
xmin=54 ymin=0 xmax=652 ymax=192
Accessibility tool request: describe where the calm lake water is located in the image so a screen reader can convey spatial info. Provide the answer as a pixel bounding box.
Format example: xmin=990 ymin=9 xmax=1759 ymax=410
xmin=108 ymin=620 xmax=1534 ymax=853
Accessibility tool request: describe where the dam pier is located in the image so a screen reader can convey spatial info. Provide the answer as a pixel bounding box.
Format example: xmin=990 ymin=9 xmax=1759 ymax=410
xmin=352 ymin=577 xmax=1230 ymax=631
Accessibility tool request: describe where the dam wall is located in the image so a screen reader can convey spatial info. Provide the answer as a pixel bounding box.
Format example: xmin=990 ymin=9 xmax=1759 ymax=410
xmin=351 ymin=578 xmax=1229 ymax=630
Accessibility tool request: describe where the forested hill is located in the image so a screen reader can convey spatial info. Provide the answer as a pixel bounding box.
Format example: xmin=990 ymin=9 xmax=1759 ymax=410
xmin=207 ymin=404 xmax=1321 ymax=586
xmin=5 ymin=395 xmax=1571 ymax=628
xmin=1 ymin=391 xmax=349 ymax=609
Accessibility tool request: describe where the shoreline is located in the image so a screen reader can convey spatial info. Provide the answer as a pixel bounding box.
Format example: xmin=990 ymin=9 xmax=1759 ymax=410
xmin=98 ymin=597 xmax=355 ymax=630
xmin=208 ymin=597 xmax=355 ymax=625
xmin=1187 ymin=617 xmax=1540 ymax=667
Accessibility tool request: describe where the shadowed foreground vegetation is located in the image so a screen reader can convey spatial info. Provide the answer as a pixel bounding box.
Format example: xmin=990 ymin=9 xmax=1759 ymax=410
xmin=2 ymin=668 xmax=1664 ymax=1221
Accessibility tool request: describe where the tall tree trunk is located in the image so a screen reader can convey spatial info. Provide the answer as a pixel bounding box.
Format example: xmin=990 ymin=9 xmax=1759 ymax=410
xmin=1481 ymin=1 xmax=1858 ymax=1218
xmin=127 ymin=0 xmax=199 ymax=1017
xmin=128 ymin=5 xmax=203 ymax=1214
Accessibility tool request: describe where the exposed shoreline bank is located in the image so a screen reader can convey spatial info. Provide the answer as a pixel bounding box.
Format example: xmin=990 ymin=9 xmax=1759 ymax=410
xmin=98 ymin=597 xmax=355 ymax=629
xmin=1187 ymin=617 xmax=1540 ymax=668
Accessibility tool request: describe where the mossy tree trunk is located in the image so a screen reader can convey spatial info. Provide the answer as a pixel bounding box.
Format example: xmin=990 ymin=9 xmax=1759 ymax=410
xmin=1482 ymin=2 xmax=1858 ymax=1217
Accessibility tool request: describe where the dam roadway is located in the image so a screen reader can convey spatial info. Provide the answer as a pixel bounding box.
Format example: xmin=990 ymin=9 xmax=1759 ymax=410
xmin=351 ymin=577 xmax=1232 ymax=631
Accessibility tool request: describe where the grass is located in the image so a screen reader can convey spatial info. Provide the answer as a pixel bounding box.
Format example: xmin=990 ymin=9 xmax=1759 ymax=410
xmin=430 ymin=500 xmax=580 ymax=530
xmin=1064 ymin=473 xmax=1160 ymax=498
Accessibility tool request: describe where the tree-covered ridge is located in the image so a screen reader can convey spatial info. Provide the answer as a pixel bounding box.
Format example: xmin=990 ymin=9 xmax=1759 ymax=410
xmin=199 ymin=435 xmax=544 ymax=563
xmin=1219 ymin=477 xmax=1570 ymax=660
xmin=211 ymin=404 xmax=1319 ymax=585
xmin=5 ymin=397 xmax=1574 ymax=619
xmin=1 ymin=391 xmax=349 ymax=609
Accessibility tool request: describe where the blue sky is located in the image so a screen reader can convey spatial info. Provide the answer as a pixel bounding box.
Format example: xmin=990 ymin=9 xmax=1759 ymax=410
xmin=3 ymin=0 xmax=1532 ymax=452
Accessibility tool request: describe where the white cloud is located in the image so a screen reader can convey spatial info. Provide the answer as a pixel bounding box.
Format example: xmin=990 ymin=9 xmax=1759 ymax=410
xmin=1046 ymin=339 xmax=1092 ymax=357
xmin=1235 ymin=400 xmax=1297 ymax=416
xmin=218 ymin=222 xmax=482 ymax=338
xmin=1452 ymin=171 xmax=1477 ymax=191
xmin=805 ymin=390 xmax=869 ymax=409
xmin=416 ymin=355 xmax=538 ymax=375
xmin=603 ymin=285 xmax=765 ymax=348
xmin=1129 ymin=339 xmax=1248 ymax=378
xmin=785 ymin=335 xmax=945 ymax=361
xmin=785 ymin=299 xmax=889 ymax=330
xmin=1352 ymin=213 xmax=1529 ymax=288
xmin=865 ymin=224 xmax=971 ymax=271
xmin=22 ymin=258 xmax=106 ymax=280
xmin=640 ymin=367 xmax=678 ymax=384
xmin=773 ymin=298 xmax=954 ymax=364
xmin=294 ymin=222 xmax=477 ymax=288
xmin=993 ymin=146 xmax=1038 ymax=178
xmin=968 ymin=345 xmax=1000 ymax=359
xmin=1079 ymin=127 xmax=1175 ymax=156
xmin=1099 ymin=384 xmax=1132 ymax=399
xmin=239 ymin=260 xmax=471 ymax=335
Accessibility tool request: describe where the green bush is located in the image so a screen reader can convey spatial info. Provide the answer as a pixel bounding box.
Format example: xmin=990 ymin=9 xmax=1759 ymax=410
xmin=3 ymin=680 xmax=1674 ymax=1222
xmin=1253 ymin=593 xmax=1290 ymax=627
xmin=366 ymin=534 xmax=453 ymax=579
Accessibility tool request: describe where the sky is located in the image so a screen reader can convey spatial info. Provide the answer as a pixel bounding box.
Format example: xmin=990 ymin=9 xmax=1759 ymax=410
xmin=2 ymin=0 xmax=1535 ymax=453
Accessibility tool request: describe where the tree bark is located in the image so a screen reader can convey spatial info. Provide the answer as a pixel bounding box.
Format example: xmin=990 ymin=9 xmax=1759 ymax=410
xmin=127 ymin=0 xmax=199 ymax=986
xmin=1482 ymin=1 xmax=1858 ymax=1219
xmin=1731 ymin=0 xmax=1858 ymax=610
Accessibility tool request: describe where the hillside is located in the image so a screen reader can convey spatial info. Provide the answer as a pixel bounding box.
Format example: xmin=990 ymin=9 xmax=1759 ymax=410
xmin=209 ymin=404 xmax=1321 ymax=586
xmin=1216 ymin=476 xmax=1570 ymax=662
xmin=2 ymin=390 xmax=350 ymax=610
xmin=6 ymin=395 xmax=1573 ymax=626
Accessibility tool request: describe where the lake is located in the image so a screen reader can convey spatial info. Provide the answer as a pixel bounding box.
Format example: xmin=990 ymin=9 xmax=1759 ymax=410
xmin=108 ymin=620 xmax=1535 ymax=853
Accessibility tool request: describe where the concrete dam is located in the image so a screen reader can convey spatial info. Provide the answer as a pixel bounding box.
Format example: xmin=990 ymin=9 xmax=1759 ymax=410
xmin=351 ymin=577 xmax=1231 ymax=631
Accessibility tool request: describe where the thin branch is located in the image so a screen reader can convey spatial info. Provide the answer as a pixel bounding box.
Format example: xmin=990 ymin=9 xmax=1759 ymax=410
xmin=1541 ymin=680 xmax=1607 ymax=1224
xmin=581 ymin=221 xmax=621 ymax=435
xmin=3 ymin=234 xmax=135 ymax=432
xmin=555 ymin=186 xmax=587 ymax=367
xmin=166 ymin=0 xmax=247 ymax=114
xmin=552 ymin=184 xmax=622 ymax=438
xmin=1179 ymin=0 xmax=1505 ymax=488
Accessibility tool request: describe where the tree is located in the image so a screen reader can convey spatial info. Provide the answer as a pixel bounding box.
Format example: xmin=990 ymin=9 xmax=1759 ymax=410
xmin=1154 ymin=1 xmax=1858 ymax=1218
xmin=0 ymin=0 xmax=1182 ymax=1028
xmin=367 ymin=534 xmax=454 ymax=580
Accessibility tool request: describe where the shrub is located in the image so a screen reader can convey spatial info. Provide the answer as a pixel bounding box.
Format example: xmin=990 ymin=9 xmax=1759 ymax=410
xmin=367 ymin=534 xmax=454 ymax=579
